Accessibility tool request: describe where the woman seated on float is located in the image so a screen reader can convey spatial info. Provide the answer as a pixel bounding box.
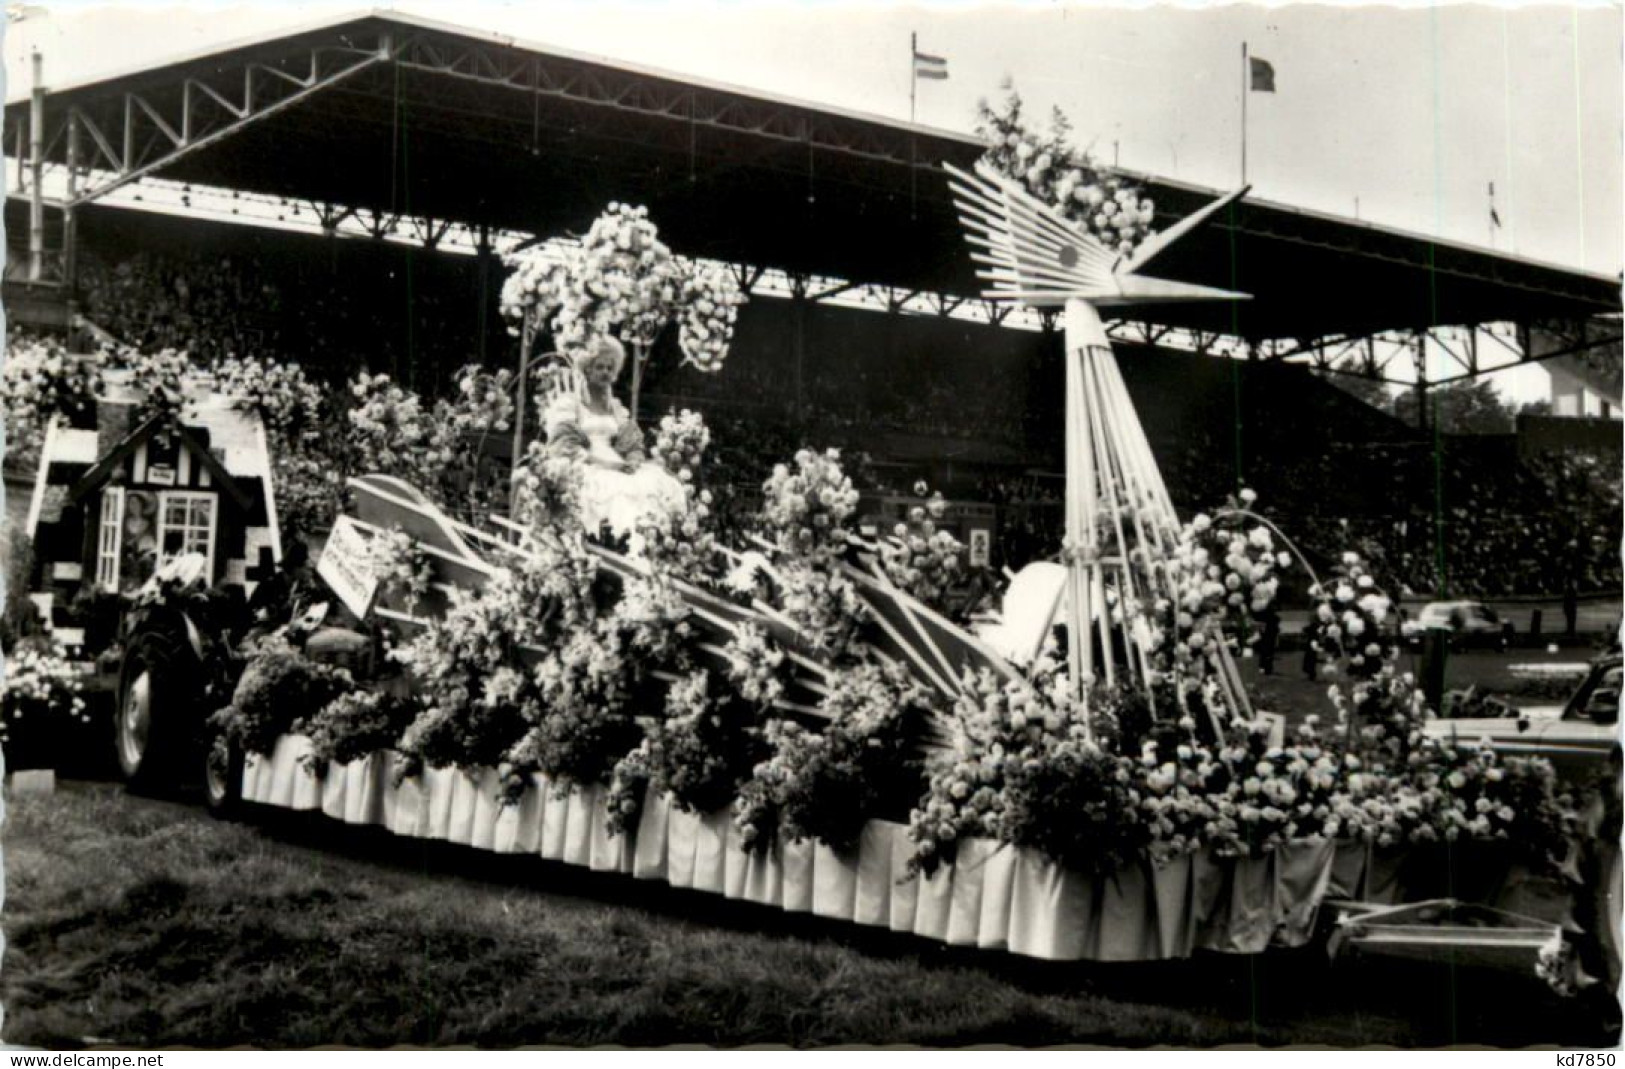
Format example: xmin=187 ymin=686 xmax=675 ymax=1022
xmin=543 ymin=337 xmax=685 ymax=536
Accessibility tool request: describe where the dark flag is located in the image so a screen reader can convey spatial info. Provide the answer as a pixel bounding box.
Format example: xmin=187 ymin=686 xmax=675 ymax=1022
xmin=1249 ymin=56 xmax=1276 ymax=92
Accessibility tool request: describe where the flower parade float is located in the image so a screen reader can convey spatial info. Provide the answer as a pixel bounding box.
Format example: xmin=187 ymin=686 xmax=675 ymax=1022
xmin=204 ymin=188 xmax=1602 ymax=992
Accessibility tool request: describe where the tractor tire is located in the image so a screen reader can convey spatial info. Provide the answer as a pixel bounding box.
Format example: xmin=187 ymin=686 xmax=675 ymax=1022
xmin=203 ymin=730 xmax=245 ymax=819
xmin=115 ymin=630 xmax=198 ymax=793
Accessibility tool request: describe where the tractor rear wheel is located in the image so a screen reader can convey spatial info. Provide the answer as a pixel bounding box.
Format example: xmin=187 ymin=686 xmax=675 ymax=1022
xmin=115 ymin=631 xmax=197 ymax=792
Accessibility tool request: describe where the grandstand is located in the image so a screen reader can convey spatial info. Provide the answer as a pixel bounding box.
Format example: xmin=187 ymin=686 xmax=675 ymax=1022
xmin=4 ymin=9 xmax=1620 ymax=599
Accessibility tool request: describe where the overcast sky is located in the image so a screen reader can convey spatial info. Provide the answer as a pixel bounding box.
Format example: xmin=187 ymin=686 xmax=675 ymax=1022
xmin=6 ymin=1 xmax=1620 ymax=275
xmin=4 ymin=1 xmax=1620 ymax=401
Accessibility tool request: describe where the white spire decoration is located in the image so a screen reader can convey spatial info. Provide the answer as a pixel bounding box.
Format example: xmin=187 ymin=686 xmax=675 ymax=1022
xmin=946 ymin=161 xmax=1255 ymax=732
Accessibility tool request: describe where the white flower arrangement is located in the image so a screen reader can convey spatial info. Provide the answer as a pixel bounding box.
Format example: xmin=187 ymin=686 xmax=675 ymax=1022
xmin=208 ymin=355 xmax=324 ymax=443
xmin=500 ymin=204 xmax=746 ymax=400
xmin=975 ymin=84 xmax=1156 ymax=257
xmin=0 ymin=335 xmax=102 ymax=446
xmin=722 ymin=621 xmax=786 ymax=709
xmin=1 ymin=645 xmax=89 ymax=744
xmin=124 ymin=346 xmax=195 ymax=427
xmin=760 ymin=448 xmax=860 ymax=568
xmin=878 ymin=485 xmax=963 ymax=613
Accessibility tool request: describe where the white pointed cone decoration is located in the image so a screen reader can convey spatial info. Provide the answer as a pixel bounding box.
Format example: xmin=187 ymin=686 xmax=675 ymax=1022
xmin=946 ymin=161 xmax=1254 ymax=736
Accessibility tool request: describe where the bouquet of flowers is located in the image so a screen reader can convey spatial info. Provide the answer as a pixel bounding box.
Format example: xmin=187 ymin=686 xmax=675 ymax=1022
xmin=1132 ymin=490 xmax=1284 ymax=702
xmin=1306 ymin=551 xmax=1399 ymax=682
xmin=506 ymin=619 xmax=647 ymax=798
xmin=270 ymin=448 xmax=347 ymax=539
xmin=347 ymin=372 xmax=435 ymax=475
xmin=975 ymin=83 xmax=1156 ymax=257
xmin=208 ymin=354 xmax=324 ymax=444
xmin=511 ymin=439 xmax=586 ymax=533
xmin=650 ymin=409 xmax=711 ymax=483
xmin=721 ymin=622 xmax=788 ymax=709
xmin=611 ymin=575 xmax=697 ymax=668
xmin=367 ymin=527 xmax=436 ymax=614
xmin=576 ymin=202 xmax=682 ymax=349
xmin=676 ymin=261 xmax=744 ymax=373
xmin=760 ymin=448 xmax=860 ymax=567
xmin=605 ymin=742 xmax=654 ymax=837
xmin=297 ymin=689 xmax=420 ymax=773
xmin=124 ymin=347 xmax=193 ymax=429
xmin=878 ymin=482 xmax=963 ymax=615
xmin=0 ymin=644 xmax=89 ymax=746
xmin=444 ymin=364 xmax=516 ymax=440
xmin=734 ymin=660 xmax=929 ymax=853
xmin=632 ymin=669 xmax=767 ymax=817
xmin=210 ymin=636 xmax=353 ymax=757
xmin=908 ymin=665 xmax=1084 ymax=873
xmin=498 ymin=247 xmax=571 ymax=334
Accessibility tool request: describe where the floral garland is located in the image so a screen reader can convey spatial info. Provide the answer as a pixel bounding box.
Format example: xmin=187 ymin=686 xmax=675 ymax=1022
xmin=0 ymin=644 xmax=90 ymax=745
xmin=500 ymin=204 xmax=744 ymax=387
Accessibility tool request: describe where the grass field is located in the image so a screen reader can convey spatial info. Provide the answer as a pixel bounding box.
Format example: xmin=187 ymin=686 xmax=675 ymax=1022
xmin=2 ymin=784 xmax=1617 ymax=1049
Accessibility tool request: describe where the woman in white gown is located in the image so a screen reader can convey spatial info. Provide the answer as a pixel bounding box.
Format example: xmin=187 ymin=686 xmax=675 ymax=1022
xmin=544 ymin=337 xmax=685 ymax=536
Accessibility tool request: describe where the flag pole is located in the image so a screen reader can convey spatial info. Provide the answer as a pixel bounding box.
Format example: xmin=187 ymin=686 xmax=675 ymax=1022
xmin=910 ymin=31 xmax=918 ymax=125
xmin=1240 ymin=41 xmax=1248 ymax=186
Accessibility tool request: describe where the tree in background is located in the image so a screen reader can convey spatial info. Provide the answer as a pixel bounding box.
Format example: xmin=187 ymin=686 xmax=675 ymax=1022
xmin=1392 ymin=378 xmax=1519 ymax=434
xmin=1318 ymin=357 xmax=1394 ymax=414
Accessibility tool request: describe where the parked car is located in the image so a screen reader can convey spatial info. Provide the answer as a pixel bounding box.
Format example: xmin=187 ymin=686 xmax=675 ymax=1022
xmin=1402 ymin=600 xmax=1515 ymax=650
xmin=1424 ymin=653 xmax=1622 ymax=995
xmin=1426 ymin=653 xmax=1619 ymax=778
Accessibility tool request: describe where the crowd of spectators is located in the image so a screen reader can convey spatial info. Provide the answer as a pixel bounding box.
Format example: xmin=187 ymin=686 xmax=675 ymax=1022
xmin=55 ymin=234 xmax=1624 ymax=600
xmin=74 ymin=243 xmax=490 ymax=394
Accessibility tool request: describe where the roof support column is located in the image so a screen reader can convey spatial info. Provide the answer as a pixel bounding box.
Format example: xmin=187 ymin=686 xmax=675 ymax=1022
xmin=792 ymin=273 xmax=808 ymax=419
xmin=64 ymin=109 xmax=81 ymax=346
xmin=1411 ymin=330 xmax=1430 ymax=433
xmin=476 ymin=223 xmax=491 ymax=366
xmin=28 ymin=51 xmax=46 ymax=282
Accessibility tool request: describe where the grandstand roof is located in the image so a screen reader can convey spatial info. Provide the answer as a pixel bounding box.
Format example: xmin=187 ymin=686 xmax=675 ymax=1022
xmin=8 ymin=9 xmax=1619 ymax=341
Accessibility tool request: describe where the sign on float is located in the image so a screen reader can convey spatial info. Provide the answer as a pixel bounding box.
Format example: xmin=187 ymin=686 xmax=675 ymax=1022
xmin=317 ymin=514 xmax=380 ymax=619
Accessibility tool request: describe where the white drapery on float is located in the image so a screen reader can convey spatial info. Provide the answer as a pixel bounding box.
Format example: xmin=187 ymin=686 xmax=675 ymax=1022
xmin=240 ymin=734 xmax=1512 ymax=962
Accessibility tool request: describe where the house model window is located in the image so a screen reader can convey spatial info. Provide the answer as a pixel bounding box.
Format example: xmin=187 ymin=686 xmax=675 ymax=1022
xmin=95 ymin=487 xmax=217 ymax=593
xmin=158 ymin=491 xmax=218 ymax=571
